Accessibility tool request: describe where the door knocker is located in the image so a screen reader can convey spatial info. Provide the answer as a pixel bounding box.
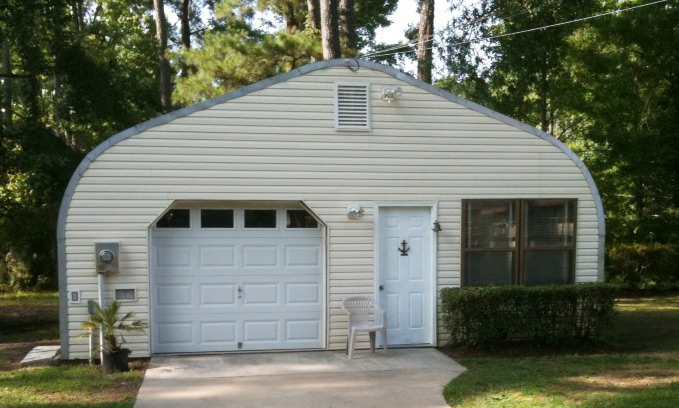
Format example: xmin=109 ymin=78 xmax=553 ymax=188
xmin=398 ymin=240 xmax=410 ymax=256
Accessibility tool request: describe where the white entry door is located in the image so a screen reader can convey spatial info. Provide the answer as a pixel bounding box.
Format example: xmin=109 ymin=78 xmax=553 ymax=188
xmin=377 ymin=207 xmax=433 ymax=346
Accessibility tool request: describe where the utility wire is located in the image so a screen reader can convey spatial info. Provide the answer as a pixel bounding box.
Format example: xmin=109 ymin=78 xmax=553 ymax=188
xmin=362 ymin=0 xmax=671 ymax=60
xmin=363 ymin=0 xmax=565 ymax=58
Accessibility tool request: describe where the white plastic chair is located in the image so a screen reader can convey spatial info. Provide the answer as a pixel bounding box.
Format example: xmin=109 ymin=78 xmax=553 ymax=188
xmin=342 ymin=296 xmax=387 ymax=359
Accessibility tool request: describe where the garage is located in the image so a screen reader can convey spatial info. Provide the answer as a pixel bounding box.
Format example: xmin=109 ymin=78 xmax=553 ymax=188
xmin=150 ymin=204 xmax=324 ymax=353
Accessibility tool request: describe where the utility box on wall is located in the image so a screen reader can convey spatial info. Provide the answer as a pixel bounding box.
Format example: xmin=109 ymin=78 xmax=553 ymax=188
xmin=95 ymin=242 xmax=119 ymax=274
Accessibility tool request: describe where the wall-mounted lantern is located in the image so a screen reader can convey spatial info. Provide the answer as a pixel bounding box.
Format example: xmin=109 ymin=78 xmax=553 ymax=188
xmin=347 ymin=204 xmax=365 ymax=219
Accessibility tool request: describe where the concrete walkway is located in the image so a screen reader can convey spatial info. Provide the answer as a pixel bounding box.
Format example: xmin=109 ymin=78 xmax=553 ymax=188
xmin=134 ymin=348 xmax=466 ymax=408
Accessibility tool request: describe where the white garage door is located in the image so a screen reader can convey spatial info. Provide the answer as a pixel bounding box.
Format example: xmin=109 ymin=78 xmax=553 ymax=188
xmin=151 ymin=206 xmax=324 ymax=353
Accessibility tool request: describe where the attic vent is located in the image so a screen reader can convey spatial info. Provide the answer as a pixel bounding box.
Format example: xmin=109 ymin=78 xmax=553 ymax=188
xmin=335 ymin=83 xmax=370 ymax=130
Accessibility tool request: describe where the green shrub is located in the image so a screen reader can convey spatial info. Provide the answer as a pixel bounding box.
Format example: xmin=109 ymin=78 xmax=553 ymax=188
xmin=606 ymin=243 xmax=679 ymax=289
xmin=440 ymin=284 xmax=617 ymax=346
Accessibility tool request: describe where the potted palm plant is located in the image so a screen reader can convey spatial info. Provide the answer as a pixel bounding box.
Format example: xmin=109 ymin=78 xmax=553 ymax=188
xmin=81 ymin=300 xmax=147 ymax=373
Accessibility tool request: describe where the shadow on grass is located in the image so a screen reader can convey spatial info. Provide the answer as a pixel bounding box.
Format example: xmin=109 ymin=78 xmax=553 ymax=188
xmin=445 ymin=354 xmax=679 ymax=408
xmin=0 ymin=364 xmax=145 ymax=408
xmin=443 ymin=296 xmax=679 ymax=407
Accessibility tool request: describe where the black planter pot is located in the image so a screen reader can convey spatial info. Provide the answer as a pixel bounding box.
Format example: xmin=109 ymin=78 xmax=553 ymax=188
xmin=102 ymin=348 xmax=132 ymax=373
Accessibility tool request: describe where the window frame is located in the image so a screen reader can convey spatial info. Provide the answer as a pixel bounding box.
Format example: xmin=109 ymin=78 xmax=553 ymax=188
xmin=284 ymin=208 xmax=320 ymax=230
xmin=155 ymin=208 xmax=191 ymax=229
xmin=200 ymin=208 xmax=236 ymax=230
xmin=461 ymin=199 xmax=577 ymax=286
xmin=243 ymin=208 xmax=279 ymax=230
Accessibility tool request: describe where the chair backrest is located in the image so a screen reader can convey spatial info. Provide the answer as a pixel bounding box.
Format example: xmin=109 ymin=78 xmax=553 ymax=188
xmin=342 ymin=296 xmax=375 ymax=326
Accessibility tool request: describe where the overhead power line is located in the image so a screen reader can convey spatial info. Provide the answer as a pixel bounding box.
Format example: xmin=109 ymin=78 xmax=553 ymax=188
xmin=362 ymin=0 xmax=671 ymax=60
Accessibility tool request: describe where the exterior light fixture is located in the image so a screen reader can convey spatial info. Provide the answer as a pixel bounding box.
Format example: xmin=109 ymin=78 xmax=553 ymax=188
xmin=432 ymin=221 xmax=442 ymax=232
xmin=347 ymin=204 xmax=364 ymax=219
xmin=381 ymin=86 xmax=402 ymax=103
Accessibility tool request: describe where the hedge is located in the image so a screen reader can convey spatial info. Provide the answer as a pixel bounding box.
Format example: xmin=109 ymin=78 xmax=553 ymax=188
xmin=606 ymin=243 xmax=679 ymax=289
xmin=440 ymin=284 xmax=617 ymax=346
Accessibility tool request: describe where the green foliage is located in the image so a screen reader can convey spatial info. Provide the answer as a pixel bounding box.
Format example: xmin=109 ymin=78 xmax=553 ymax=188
xmin=174 ymin=25 xmax=321 ymax=104
xmin=438 ymin=0 xmax=679 ymax=248
xmin=440 ymin=284 xmax=617 ymax=346
xmin=606 ymin=243 xmax=679 ymax=290
xmin=0 ymin=127 xmax=79 ymax=290
xmin=81 ymin=301 xmax=147 ymax=352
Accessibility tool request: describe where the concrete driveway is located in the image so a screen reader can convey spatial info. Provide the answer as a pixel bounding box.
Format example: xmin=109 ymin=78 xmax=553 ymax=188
xmin=134 ymin=348 xmax=466 ymax=408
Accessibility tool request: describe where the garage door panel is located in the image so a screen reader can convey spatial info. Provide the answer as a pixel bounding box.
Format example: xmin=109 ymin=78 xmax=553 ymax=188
xmin=156 ymin=284 xmax=192 ymax=306
xmin=285 ymin=246 xmax=321 ymax=267
xmin=242 ymin=245 xmax=279 ymax=267
xmin=200 ymin=284 xmax=237 ymax=306
xmin=200 ymin=321 xmax=237 ymax=344
xmin=199 ymin=246 xmax=236 ymax=268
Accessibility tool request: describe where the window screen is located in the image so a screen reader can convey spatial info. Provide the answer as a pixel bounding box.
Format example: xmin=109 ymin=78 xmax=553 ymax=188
xmin=463 ymin=199 xmax=576 ymax=286
xmin=465 ymin=252 xmax=515 ymax=286
xmin=201 ymin=209 xmax=234 ymax=228
xmin=244 ymin=210 xmax=277 ymax=228
xmin=156 ymin=209 xmax=190 ymax=228
xmin=287 ymin=210 xmax=318 ymax=228
xmin=465 ymin=200 xmax=516 ymax=249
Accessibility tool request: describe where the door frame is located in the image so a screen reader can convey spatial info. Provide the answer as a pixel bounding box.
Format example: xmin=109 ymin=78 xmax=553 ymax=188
xmin=373 ymin=202 xmax=438 ymax=346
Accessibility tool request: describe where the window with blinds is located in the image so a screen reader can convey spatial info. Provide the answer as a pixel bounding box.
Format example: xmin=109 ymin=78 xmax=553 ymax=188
xmin=462 ymin=199 xmax=577 ymax=286
xmin=334 ymin=83 xmax=370 ymax=130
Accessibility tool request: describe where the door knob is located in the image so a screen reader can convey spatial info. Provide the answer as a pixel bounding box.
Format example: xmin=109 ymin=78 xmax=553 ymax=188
xmin=379 ymin=285 xmax=385 ymax=291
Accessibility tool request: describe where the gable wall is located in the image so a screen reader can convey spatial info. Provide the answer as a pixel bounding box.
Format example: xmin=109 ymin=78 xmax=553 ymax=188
xmin=62 ymin=66 xmax=601 ymax=359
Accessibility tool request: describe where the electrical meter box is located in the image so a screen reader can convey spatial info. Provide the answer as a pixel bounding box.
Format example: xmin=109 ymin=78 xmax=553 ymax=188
xmin=95 ymin=242 xmax=119 ymax=274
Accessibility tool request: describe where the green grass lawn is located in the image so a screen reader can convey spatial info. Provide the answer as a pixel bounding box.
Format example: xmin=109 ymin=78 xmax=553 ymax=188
xmin=443 ymin=295 xmax=679 ymax=407
xmin=0 ymin=292 xmax=147 ymax=408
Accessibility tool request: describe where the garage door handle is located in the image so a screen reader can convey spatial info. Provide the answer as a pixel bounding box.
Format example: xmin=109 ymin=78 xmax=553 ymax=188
xmin=237 ymin=287 xmax=243 ymax=299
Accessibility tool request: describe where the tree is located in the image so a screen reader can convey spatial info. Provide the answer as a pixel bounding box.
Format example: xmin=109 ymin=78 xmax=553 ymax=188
xmin=320 ymin=0 xmax=340 ymax=59
xmin=339 ymin=0 xmax=358 ymax=52
xmin=179 ymin=0 xmax=192 ymax=77
xmin=153 ymin=0 xmax=173 ymax=111
xmin=0 ymin=0 xmax=162 ymax=290
xmin=307 ymin=0 xmax=321 ymax=29
xmin=416 ymin=0 xmax=434 ymax=83
xmin=437 ymin=0 xmax=679 ymax=246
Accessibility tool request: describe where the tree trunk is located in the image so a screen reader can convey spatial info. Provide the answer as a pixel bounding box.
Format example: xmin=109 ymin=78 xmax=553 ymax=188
xmin=71 ymin=0 xmax=83 ymax=33
xmin=1 ymin=39 xmax=11 ymax=129
xmin=320 ymin=0 xmax=340 ymax=60
xmin=339 ymin=0 xmax=357 ymax=52
xmin=153 ymin=0 xmax=172 ymax=111
xmin=416 ymin=0 xmax=434 ymax=83
xmin=307 ymin=0 xmax=321 ymax=30
xmin=539 ymin=63 xmax=549 ymax=132
xmin=179 ymin=0 xmax=191 ymax=77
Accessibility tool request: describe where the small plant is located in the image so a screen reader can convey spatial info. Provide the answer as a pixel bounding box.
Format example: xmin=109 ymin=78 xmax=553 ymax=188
xmin=81 ymin=300 xmax=146 ymax=372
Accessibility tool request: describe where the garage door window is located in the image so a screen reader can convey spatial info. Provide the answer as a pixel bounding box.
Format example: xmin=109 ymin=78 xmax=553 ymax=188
xmin=156 ymin=209 xmax=190 ymax=228
xmin=244 ymin=209 xmax=277 ymax=228
xmin=286 ymin=210 xmax=318 ymax=228
xmin=201 ymin=209 xmax=234 ymax=228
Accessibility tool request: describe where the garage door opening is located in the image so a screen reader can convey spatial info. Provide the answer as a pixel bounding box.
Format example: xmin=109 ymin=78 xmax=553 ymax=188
xmin=149 ymin=202 xmax=325 ymax=354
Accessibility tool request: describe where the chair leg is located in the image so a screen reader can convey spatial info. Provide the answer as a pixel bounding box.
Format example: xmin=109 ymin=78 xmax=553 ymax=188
xmin=348 ymin=328 xmax=357 ymax=359
xmin=381 ymin=327 xmax=387 ymax=351
xmin=369 ymin=331 xmax=376 ymax=353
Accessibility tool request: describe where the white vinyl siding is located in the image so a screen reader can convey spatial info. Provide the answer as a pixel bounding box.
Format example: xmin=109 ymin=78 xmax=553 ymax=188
xmin=63 ymin=66 xmax=601 ymax=358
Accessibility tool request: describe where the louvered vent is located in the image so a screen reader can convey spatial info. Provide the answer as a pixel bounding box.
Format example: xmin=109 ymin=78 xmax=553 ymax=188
xmin=335 ymin=83 xmax=370 ymax=130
